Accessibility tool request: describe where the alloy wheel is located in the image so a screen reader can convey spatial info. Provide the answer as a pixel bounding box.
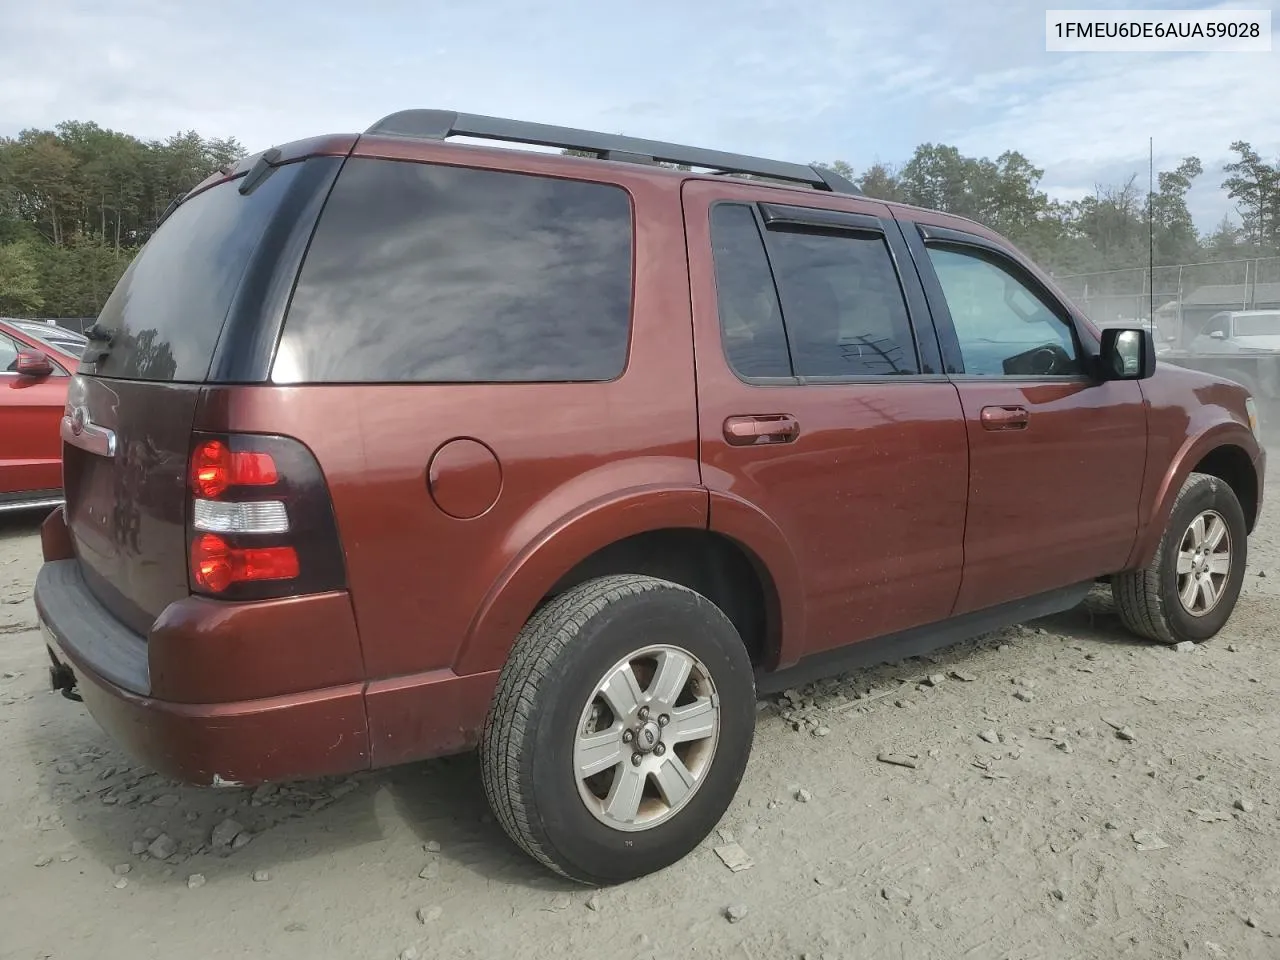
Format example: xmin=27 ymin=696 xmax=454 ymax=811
xmin=1175 ymin=509 xmax=1232 ymax=617
xmin=573 ymin=644 xmax=720 ymax=832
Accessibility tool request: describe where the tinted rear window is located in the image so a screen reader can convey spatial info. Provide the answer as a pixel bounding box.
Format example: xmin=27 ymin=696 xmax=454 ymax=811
xmin=272 ymin=158 xmax=633 ymax=384
xmin=710 ymin=203 xmax=792 ymax=379
xmin=768 ymin=228 xmax=918 ymax=377
xmin=88 ymin=162 xmax=303 ymax=381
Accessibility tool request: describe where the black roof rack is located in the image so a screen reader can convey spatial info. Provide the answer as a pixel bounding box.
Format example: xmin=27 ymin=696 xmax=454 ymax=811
xmin=364 ymin=109 xmax=861 ymax=196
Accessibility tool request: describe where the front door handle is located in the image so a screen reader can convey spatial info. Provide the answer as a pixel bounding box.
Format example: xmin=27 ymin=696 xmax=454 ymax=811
xmin=980 ymin=405 xmax=1030 ymax=431
xmin=724 ymin=414 xmax=800 ymax=446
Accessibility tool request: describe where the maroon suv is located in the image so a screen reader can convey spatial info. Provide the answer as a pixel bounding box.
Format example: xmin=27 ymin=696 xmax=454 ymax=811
xmin=35 ymin=109 xmax=1265 ymax=885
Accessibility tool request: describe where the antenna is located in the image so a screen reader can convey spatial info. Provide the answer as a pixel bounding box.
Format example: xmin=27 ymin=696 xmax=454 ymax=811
xmin=1148 ymin=136 xmax=1155 ymax=331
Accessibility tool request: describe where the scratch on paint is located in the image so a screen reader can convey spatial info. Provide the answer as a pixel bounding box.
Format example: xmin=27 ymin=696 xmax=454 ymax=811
xmin=211 ymin=773 xmax=242 ymax=788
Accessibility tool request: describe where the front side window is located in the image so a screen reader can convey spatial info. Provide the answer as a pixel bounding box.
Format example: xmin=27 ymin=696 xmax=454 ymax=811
xmin=926 ymin=246 xmax=1081 ymax=377
xmin=1203 ymin=313 xmax=1232 ymax=338
xmin=274 ymin=158 xmax=634 ymax=383
xmin=768 ymin=228 xmax=919 ymax=378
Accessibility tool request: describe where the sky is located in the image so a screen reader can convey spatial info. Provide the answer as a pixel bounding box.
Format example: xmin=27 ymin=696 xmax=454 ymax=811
xmin=1 ymin=0 xmax=1277 ymax=233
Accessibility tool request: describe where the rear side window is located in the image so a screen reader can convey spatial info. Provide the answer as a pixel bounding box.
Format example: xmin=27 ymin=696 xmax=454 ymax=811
xmin=273 ymin=159 xmax=634 ymax=383
xmin=768 ymin=229 xmax=918 ymax=377
xmin=89 ymin=162 xmax=304 ymax=382
xmin=1234 ymin=312 xmax=1280 ymax=336
xmin=710 ymin=204 xmax=791 ymax=378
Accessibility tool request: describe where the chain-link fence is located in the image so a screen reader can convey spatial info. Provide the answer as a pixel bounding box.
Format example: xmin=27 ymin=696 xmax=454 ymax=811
xmin=1055 ymin=257 xmax=1280 ymax=346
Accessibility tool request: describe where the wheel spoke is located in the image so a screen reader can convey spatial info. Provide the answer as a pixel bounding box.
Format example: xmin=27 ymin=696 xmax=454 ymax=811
xmin=1208 ymin=552 xmax=1231 ymax=576
xmin=652 ymin=754 xmax=696 ymax=809
xmin=1199 ymin=576 xmax=1220 ymax=611
xmin=1176 ymin=550 xmax=1196 ymax=575
xmin=1205 ymin=516 xmax=1228 ymax=550
xmin=598 ymin=663 xmax=644 ymax=719
xmin=576 ymin=728 xmax=625 ymax=779
xmin=647 ymin=649 xmax=693 ymax=710
xmin=1189 ymin=514 xmax=1207 ymax=548
xmin=1179 ymin=575 xmax=1200 ymax=610
xmin=667 ymin=697 xmax=717 ymax=745
xmin=603 ymin=763 xmax=646 ymax=824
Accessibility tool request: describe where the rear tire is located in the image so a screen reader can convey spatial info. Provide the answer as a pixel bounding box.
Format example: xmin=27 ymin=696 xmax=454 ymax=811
xmin=480 ymin=574 xmax=756 ymax=885
xmin=1112 ymin=472 xmax=1248 ymax=644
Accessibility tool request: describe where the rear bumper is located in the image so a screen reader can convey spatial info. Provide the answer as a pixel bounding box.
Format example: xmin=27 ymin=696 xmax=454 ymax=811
xmin=35 ymin=558 xmax=371 ymax=786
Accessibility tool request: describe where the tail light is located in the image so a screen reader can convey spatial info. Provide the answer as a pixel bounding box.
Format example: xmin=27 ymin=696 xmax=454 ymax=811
xmin=186 ymin=433 xmax=345 ymax=600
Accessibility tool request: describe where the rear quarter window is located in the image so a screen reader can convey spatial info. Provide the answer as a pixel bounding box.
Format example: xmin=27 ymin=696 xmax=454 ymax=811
xmin=272 ymin=158 xmax=634 ymax=384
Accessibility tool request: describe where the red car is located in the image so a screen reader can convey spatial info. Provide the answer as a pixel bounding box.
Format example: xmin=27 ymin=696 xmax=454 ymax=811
xmin=1 ymin=318 xmax=76 ymax=513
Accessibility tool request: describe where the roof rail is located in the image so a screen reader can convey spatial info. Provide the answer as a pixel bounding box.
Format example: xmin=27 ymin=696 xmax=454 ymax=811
xmin=364 ymin=109 xmax=862 ymax=196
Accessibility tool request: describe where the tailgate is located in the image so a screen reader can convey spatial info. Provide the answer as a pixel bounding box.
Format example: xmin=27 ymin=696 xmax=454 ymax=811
xmin=63 ymin=157 xmax=316 ymax=635
xmin=62 ymin=378 xmax=200 ymax=635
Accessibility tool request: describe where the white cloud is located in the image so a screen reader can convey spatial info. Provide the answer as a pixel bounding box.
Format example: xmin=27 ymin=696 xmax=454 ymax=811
xmin=1 ymin=0 xmax=1276 ymax=231
xmin=953 ymin=53 xmax=1280 ymax=168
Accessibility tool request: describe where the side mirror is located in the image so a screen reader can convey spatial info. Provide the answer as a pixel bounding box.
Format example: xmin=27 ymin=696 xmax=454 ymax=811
xmin=15 ymin=350 xmax=55 ymax=379
xmin=1097 ymin=328 xmax=1155 ymax=381
xmin=1209 ymin=330 xmax=1227 ymax=340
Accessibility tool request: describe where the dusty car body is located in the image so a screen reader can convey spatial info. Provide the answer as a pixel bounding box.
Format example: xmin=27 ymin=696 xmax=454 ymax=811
xmin=33 ymin=110 xmax=1266 ymax=884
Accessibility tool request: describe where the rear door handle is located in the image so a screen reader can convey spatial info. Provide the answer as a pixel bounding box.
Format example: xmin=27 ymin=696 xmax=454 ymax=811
xmin=980 ymin=405 xmax=1029 ymax=431
xmin=723 ymin=415 xmax=800 ymax=446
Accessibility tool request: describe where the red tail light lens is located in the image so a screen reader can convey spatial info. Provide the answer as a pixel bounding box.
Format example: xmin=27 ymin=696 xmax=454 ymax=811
xmin=191 ymin=534 xmax=300 ymax=593
xmin=190 ymin=440 xmax=278 ymax=497
xmin=191 ymin=441 xmax=231 ymax=498
xmin=186 ymin=432 xmax=346 ymax=601
xmin=232 ymin=451 xmax=278 ymax=486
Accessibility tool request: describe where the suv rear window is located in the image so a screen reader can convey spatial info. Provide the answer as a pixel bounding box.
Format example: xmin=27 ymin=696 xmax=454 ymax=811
xmin=88 ymin=162 xmax=304 ymax=382
xmin=272 ymin=158 xmax=634 ymax=384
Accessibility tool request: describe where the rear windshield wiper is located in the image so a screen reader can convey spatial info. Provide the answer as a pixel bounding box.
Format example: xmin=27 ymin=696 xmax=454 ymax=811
xmin=81 ymin=323 xmax=115 ymax=363
xmin=157 ymin=192 xmax=187 ymax=228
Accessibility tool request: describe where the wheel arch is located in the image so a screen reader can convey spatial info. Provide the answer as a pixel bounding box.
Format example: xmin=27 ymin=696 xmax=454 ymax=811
xmin=455 ymin=485 xmax=709 ymax=675
xmin=455 ymin=485 xmax=803 ymax=676
xmin=543 ymin=527 xmax=783 ymax=670
xmin=1129 ymin=421 xmax=1262 ymax=570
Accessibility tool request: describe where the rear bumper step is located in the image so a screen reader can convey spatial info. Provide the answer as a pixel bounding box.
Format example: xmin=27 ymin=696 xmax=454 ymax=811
xmin=37 ymin=560 xmax=150 ymax=695
xmin=35 ymin=559 xmax=372 ymax=786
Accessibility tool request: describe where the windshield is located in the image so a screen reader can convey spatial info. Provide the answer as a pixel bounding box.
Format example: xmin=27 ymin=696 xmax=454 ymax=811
xmin=1233 ymin=313 xmax=1280 ymax=337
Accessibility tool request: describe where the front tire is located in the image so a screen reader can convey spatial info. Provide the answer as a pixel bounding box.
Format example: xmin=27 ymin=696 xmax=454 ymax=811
xmin=480 ymin=575 xmax=756 ymax=885
xmin=1113 ymin=472 xmax=1248 ymax=644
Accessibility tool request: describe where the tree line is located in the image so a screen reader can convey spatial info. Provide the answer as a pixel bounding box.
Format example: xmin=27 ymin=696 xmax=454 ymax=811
xmin=817 ymin=141 xmax=1280 ymax=277
xmin=1 ymin=120 xmax=1277 ymax=319
xmin=0 ymin=122 xmax=245 ymax=316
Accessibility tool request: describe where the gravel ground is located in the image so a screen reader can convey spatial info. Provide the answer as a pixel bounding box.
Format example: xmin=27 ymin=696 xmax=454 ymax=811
xmin=2 ymin=455 xmax=1277 ymax=960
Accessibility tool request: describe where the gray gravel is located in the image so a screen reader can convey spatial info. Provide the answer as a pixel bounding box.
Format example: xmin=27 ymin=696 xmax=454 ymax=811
xmin=1 ymin=447 xmax=1278 ymax=959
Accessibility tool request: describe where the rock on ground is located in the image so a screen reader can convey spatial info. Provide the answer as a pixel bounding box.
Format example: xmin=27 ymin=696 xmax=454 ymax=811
xmin=1 ymin=450 xmax=1279 ymax=960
